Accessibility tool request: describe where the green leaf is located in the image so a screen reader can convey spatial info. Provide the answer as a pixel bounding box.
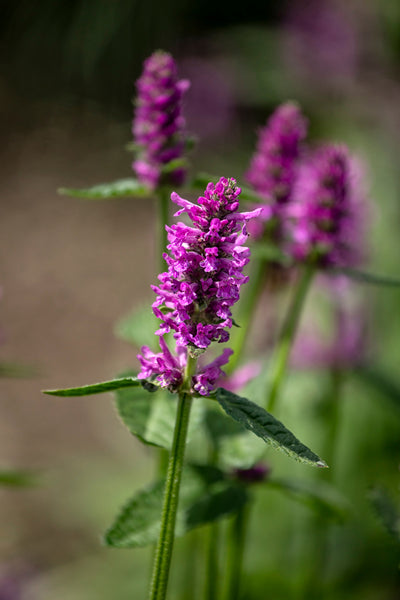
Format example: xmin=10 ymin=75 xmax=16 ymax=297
xmin=368 ymin=486 xmax=400 ymax=542
xmin=43 ymin=377 xmax=142 ymax=397
xmin=215 ymin=388 xmax=327 ymax=468
xmin=58 ymin=178 xmax=151 ymax=200
xmin=114 ymin=304 xmax=159 ymax=349
xmin=0 ymin=362 xmax=38 ymax=378
xmin=268 ymin=477 xmax=350 ymax=521
xmin=329 ymin=267 xmax=400 ymax=288
xmin=115 ymin=380 xmax=204 ymax=449
xmin=352 ymin=365 xmax=400 ymax=413
xmin=191 ymin=173 xmax=263 ymax=203
xmin=0 ymin=469 xmax=37 ymax=487
xmin=104 ymin=465 xmax=248 ymax=548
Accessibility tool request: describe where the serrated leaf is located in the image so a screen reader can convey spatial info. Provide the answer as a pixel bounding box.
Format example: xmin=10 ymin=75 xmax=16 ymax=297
xmin=329 ymin=267 xmax=400 ymax=288
xmin=191 ymin=173 xmax=263 ymax=203
xmin=215 ymin=388 xmax=327 ymax=468
xmin=204 ymin=407 xmax=265 ymax=469
xmin=43 ymin=377 xmax=142 ymax=397
xmin=58 ymin=178 xmax=151 ymax=199
xmin=104 ymin=465 xmax=248 ymax=548
xmin=115 ymin=379 xmax=204 ymax=449
xmin=114 ymin=304 xmax=158 ymax=349
xmin=369 ymin=486 xmax=400 ymax=542
xmin=0 ymin=469 xmax=37 ymax=487
xmin=268 ymin=477 xmax=350 ymax=521
xmin=352 ymin=366 xmax=400 ymax=413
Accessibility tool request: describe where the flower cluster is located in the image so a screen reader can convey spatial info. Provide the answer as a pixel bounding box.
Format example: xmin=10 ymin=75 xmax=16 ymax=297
xmin=288 ymin=145 xmax=365 ymax=267
xmin=153 ymin=178 xmax=261 ymax=353
xmin=245 ymin=102 xmax=307 ymax=229
xmin=132 ymin=50 xmax=189 ymax=190
xmin=138 ymin=177 xmax=260 ymax=394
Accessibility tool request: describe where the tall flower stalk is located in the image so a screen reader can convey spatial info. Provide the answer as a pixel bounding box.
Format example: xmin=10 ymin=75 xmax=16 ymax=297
xmin=267 ymin=144 xmax=365 ymax=413
xmin=140 ymin=177 xmax=261 ymax=600
xmin=132 ymin=50 xmax=190 ymax=271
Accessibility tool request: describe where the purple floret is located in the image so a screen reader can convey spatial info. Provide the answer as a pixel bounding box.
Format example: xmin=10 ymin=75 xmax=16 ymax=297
xmin=288 ymin=145 xmax=365 ymax=267
xmin=245 ymin=102 xmax=308 ymax=236
xmin=132 ymin=50 xmax=189 ymax=190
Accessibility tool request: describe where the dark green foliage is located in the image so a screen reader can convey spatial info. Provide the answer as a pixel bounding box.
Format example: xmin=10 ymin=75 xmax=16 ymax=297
xmin=215 ymin=388 xmax=327 ymax=468
xmin=114 ymin=380 xmax=204 ymax=449
xmin=104 ymin=465 xmax=248 ymax=548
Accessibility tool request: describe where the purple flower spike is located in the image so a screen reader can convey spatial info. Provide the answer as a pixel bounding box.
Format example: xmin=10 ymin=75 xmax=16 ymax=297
xmin=154 ymin=178 xmax=261 ymax=355
xmin=137 ymin=177 xmax=261 ymax=394
xmin=288 ymin=145 xmax=366 ymax=267
xmin=132 ymin=50 xmax=190 ymax=190
xmin=245 ymin=102 xmax=308 ymax=234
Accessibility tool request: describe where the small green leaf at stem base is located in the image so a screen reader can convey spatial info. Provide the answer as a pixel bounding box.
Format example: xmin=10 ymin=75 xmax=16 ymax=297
xmin=104 ymin=464 xmax=248 ymax=548
xmin=215 ymin=388 xmax=327 ymax=468
xmin=58 ymin=178 xmax=151 ymax=199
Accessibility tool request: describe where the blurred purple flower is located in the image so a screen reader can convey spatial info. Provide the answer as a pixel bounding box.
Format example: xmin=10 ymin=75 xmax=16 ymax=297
xmin=179 ymin=57 xmax=235 ymax=140
xmin=283 ymin=0 xmax=359 ymax=87
xmin=234 ymin=463 xmax=270 ymax=484
xmin=222 ymin=361 xmax=262 ymax=393
xmin=291 ymin=277 xmax=366 ymax=370
xmin=0 ymin=563 xmax=34 ymax=600
xmin=245 ymin=102 xmax=308 ymax=239
xmin=288 ymin=145 xmax=367 ymax=268
xmin=132 ymin=50 xmax=190 ymax=190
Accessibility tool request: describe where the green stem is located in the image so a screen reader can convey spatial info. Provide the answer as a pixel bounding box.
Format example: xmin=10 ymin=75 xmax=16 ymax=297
xmin=228 ymin=258 xmax=267 ymax=374
xmin=158 ymin=187 xmax=170 ymax=274
xmin=148 ymin=355 xmax=197 ymax=600
xmin=204 ymin=522 xmax=219 ymax=600
xmin=203 ymin=443 xmax=220 ymax=600
xmin=298 ymin=369 xmax=344 ymax=600
xmin=266 ymin=263 xmax=315 ymax=413
xmin=223 ymin=503 xmax=249 ymax=600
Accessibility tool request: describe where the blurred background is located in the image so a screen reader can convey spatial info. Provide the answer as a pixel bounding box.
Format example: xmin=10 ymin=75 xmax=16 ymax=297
xmin=1 ymin=0 xmax=400 ymax=598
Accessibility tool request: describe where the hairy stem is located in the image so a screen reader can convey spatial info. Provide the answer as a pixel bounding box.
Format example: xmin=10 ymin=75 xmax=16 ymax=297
xmin=148 ymin=355 xmax=197 ymax=600
xmin=266 ymin=263 xmax=315 ymax=413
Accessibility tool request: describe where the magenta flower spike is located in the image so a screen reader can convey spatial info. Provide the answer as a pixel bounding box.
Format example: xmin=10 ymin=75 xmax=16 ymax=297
xmin=138 ymin=177 xmax=261 ymax=395
xmin=132 ymin=50 xmax=190 ymax=190
xmin=288 ymin=145 xmax=366 ymax=268
xmin=245 ymin=102 xmax=308 ymax=232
